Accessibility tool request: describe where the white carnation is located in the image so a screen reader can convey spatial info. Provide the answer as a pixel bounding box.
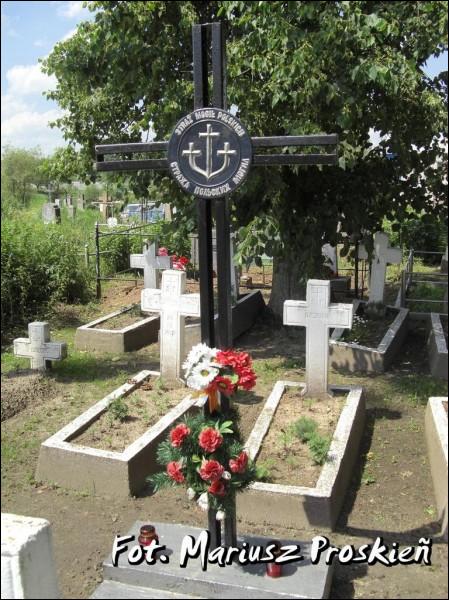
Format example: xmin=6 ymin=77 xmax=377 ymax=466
xmin=197 ymin=492 xmax=209 ymax=511
xmin=216 ymin=510 xmax=226 ymax=521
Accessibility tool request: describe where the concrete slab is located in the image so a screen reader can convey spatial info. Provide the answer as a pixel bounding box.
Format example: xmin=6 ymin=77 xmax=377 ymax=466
xmin=75 ymin=305 xmax=160 ymax=353
xmin=91 ymin=580 xmax=200 ymax=599
xmin=330 ymin=300 xmax=409 ymax=373
xmin=427 ymin=313 xmax=448 ymax=380
xmin=238 ymin=382 xmax=365 ymax=530
xmin=97 ymin=521 xmax=333 ymax=599
xmin=36 ymin=371 xmax=204 ymax=497
xmin=425 ymin=397 xmax=448 ymax=541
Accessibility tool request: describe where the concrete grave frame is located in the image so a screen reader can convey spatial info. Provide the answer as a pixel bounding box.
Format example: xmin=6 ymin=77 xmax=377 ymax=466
xmin=427 ymin=313 xmax=448 ymax=380
xmin=329 ymin=299 xmax=409 ymax=373
xmin=238 ymin=381 xmax=365 ymax=530
xmin=74 ymin=304 xmax=160 ymax=353
xmin=425 ymin=397 xmax=448 ymax=541
xmin=36 ymin=370 xmax=203 ymax=497
xmin=183 ymin=290 xmax=265 ymax=357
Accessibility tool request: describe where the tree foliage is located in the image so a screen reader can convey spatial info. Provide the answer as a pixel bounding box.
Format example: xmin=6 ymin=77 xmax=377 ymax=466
xmin=42 ymin=1 xmax=448 ymax=314
xmin=1 ymin=146 xmax=44 ymax=211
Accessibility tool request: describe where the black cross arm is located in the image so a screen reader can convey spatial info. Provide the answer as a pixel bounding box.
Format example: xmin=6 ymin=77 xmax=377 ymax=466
xmin=94 ymin=133 xmax=338 ymax=172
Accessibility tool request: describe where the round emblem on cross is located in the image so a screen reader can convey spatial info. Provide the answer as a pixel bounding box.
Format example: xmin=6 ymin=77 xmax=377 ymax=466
xmin=167 ymin=109 xmax=252 ymax=198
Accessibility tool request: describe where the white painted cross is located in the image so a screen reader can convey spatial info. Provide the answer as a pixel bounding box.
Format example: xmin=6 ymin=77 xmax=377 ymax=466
xmin=359 ymin=231 xmax=402 ymax=304
xmin=284 ymin=280 xmax=353 ymax=397
xmin=130 ymin=242 xmax=172 ymax=289
xmin=141 ymin=270 xmax=200 ymax=380
xmin=13 ymin=322 xmax=67 ymax=370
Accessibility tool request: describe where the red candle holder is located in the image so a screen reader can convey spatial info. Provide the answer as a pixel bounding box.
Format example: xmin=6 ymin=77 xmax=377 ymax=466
xmin=138 ymin=524 xmax=159 ymax=547
xmin=266 ymin=539 xmax=283 ymax=578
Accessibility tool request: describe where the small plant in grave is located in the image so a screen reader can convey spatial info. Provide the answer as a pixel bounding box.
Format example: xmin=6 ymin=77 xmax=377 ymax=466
xmin=308 ymin=432 xmax=331 ymax=465
xmin=293 ymin=416 xmax=318 ymax=443
xmin=107 ymin=397 xmax=129 ymax=423
xmin=278 ymin=426 xmax=296 ymax=452
xmin=148 ymin=343 xmax=258 ymax=515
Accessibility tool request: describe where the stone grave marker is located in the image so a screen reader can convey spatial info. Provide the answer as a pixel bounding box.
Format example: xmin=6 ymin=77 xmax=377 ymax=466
xmin=284 ymin=279 xmax=353 ymax=397
xmin=1 ymin=513 xmax=59 ymax=599
xmin=13 ymin=322 xmax=67 ymax=370
xmin=54 ymin=198 xmax=61 ymax=207
xmin=42 ymin=203 xmax=61 ymax=224
xmin=67 ymin=205 xmax=76 ymax=219
xmin=77 ymin=195 xmax=85 ymax=210
xmin=322 ymin=243 xmax=338 ymax=274
xmin=130 ymin=242 xmax=171 ymax=289
xmin=141 ymin=270 xmax=200 ymax=380
xmin=359 ymin=231 xmax=402 ymax=304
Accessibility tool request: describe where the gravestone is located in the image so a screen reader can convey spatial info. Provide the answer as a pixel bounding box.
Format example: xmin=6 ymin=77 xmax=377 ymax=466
xmin=1 ymin=513 xmax=59 ymax=599
xmin=54 ymin=198 xmax=61 ymax=207
xmin=67 ymin=205 xmax=76 ymax=220
xmin=13 ymin=322 xmax=67 ymax=370
xmin=77 ymin=195 xmax=85 ymax=210
xmin=359 ymin=232 xmax=402 ymax=304
xmin=284 ymin=279 xmax=353 ymax=397
xmin=42 ymin=203 xmax=61 ymax=224
xmin=141 ymin=270 xmax=200 ymax=380
xmin=322 ymin=244 xmax=338 ymax=274
xmin=130 ymin=242 xmax=171 ymax=289
xmin=66 ymin=195 xmax=73 ymax=207
xmin=106 ymin=217 xmax=118 ymax=228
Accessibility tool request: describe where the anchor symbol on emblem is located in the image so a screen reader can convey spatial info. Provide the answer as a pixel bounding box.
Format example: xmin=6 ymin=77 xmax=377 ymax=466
xmin=182 ymin=124 xmax=236 ymax=181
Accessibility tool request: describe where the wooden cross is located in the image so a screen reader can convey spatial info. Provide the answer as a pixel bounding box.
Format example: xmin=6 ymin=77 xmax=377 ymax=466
xmin=95 ymin=22 xmax=338 ymax=550
xmin=141 ymin=270 xmax=200 ymax=380
xmin=13 ymin=322 xmax=67 ymax=371
xmin=359 ymin=232 xmax=402 ymax=304
xmin=130 ymin=242 xmax=172 ymax=289
xmin=284 ymin=280 xmax=353 ymax=397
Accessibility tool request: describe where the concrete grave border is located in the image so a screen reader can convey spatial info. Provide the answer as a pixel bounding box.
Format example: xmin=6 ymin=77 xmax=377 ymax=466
xmin=238 ymin=381 xmax=365 ymax=530
xmin=329 ymin=299 xmax=409 ymax=373
xmin=425 ymin=397 xmax=448 ymax=541
xmin=427 ymin=313 xmax=448 ymax=380
xmin=75 ymin=304 xmax=160 ymax=353
xmin=36 ymin=370 xmax=202 ymax=497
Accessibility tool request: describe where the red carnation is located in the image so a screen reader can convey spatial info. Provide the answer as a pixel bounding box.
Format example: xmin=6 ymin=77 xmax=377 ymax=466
xmin=198 ymin=427 xmax=223 ymax=453
xmin=170 ymin=423 xmax=191 ymax=448
xmin=208 ymin=479 xmax=226 ymax=497
xmin=237 ymin=367 xmax=257 ymax=391
xmin=229 ymin=451 xmax=248 ymax=474
xmin=158 ymin=247 xmax=169 ymax=256
xmin=216 ymin=350 xmax=251 ymax=370
xmin=167 ymin=461 xmax=185 ymax=483
xmin=199 ymin=459 xmax=224 ymax=482
xmin=208 ymin=376 xmax=235 ymax=397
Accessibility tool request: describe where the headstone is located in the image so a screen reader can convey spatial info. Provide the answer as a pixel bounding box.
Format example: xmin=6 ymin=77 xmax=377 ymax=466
xmin=13 ymin=322 xmax=67 ymax=370
xmin=284 ymin=279 xmax=353 ymax=397
xmin=130 ymin=242 xmax=171 ymax=289
xmin=54 ymin=198 xmax=60 ymax=207
xmin=359 ymin=231 xmax=402 ymax=304
xmin=107 ymin=217 xmax=118 ymax=228
xmin=77 ymin=195 xmax=85 ymax=210
xmin=67 ymin=206 xmax=76 ymax=220
xmin=66 ymin=195 xmax=73 ymax=207
xmin=191 ymin=230 xmax=239 ymax=301
xmin=141 ymin=270 xmax=200 ymax=380
xmin=322 ymin=244 xmax=338 ymax=274
xmin=42 ymin=203 xmax=61 ymax=224
xmin=1 ymin=513 xmax=59 ymax=599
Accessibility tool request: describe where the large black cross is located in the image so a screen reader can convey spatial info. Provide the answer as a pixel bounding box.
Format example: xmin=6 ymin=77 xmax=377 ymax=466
xmin=95 ymin=22 xmax=338 ymax=548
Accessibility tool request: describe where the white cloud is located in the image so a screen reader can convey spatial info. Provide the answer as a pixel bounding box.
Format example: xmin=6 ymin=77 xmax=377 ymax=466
xmin=1 ymin=108 xmax=64 ymax=154
xmin=6 ymin=64 xmax=57 ymax=97
xmin=58 ymin=1 xmax=86 ymax=19
xmin=33 ymin=39 xmax=48 ymax=48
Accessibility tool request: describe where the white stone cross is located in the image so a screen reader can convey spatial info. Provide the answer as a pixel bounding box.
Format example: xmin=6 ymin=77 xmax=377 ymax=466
xmin=13 ymin=322 xmax=67 ymax=370
xmin=284 ymin=280 xmax=353 ymax=397
xmin=359 ymin=231 xmax=402 ymax=304
xmin=141 ymin=270 xmax=200 ymax=380
xmin=130 ymin=242 xmax=172 ymax=289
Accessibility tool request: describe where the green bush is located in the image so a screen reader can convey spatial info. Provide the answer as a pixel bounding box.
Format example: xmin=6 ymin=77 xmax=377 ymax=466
xmin=308 ymin=433 xmax=331 ymax=465
xmin=108 ymin=398 xmax=129 ymax=423
xmin=293 ymin=417 xmax=318 ymax=443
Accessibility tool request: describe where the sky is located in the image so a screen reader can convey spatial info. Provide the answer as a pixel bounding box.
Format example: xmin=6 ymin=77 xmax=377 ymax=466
xmin=1 ymin=1 xmax=448 ymax=156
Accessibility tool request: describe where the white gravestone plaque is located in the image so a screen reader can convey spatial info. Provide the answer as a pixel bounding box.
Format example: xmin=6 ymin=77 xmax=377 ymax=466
xmin=359 ymin=232 xmax=402 ymax=304
xmin=284 ymin=280 xmax=353 ymax=397
xmin=141 ymin=270 xmax=200 ymax=380
xmin=13 ymin=322 xmax=67 ymax=371
xmin=130 ymin=243 xmax=172 ymax=289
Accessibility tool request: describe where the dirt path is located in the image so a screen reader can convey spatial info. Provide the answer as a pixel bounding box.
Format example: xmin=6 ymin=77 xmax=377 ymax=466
xmin=1 ymin=286 xmax=448 ymax=599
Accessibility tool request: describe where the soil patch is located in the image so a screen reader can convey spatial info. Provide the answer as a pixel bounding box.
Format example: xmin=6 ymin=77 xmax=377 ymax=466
xmin=92 ymin=304 xmax=146 ymax=330
xmin=1 ymin=372 xmax=55 ymax=421
xmin=73 ymin=382 xmax=188 ymax=452
xmin=343 ymin=306 xmax=397 ymax=347
xmin=256 ymin=389 xmax=345 ymax=487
